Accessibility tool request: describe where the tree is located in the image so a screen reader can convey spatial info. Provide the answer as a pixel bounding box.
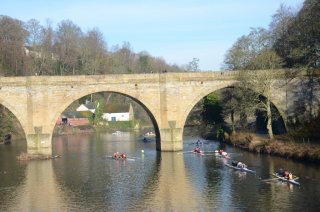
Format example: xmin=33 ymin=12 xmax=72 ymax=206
xmin=201 ymin=93 xmax=224 ymax=126
xmin=80 ymin=28 xmax=107 ymax=75
xmin=0 ymin=106 xmax=14 ymax=140
xmin=38 ymin=20 xmax=56 ymax=75
xmin=238 ymin=50 xmax=284 ymax=139
xmin=187 ymin=57 xmax=200 ymax=71
xmin=220 ymin=86 xmax=256 ymax=133
xmin=138 ymin=52 xmax=152 ymax=73
xmin=223 ymin=26 xmax=284 ymax=139
xmin=270 ymin=4 xmax=296 ymax=67
xmin=223 ymin=28 xmax=271 ymax=71
xmin=55 ymin=20 xmax=82 ymax=75
xmin=89 ymin=98 xmax=105 ymax=126
xmin=0 ymin=15 xmax=28 ymax=76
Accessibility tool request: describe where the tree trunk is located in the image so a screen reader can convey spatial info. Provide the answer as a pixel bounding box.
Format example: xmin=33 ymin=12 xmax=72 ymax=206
xmin=266 ymin=99 xmax=274 ymax=140
xmin=231 ymin=110 xmax=235 ymax=133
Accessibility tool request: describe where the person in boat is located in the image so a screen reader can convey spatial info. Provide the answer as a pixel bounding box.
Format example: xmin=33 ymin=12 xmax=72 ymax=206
xmin=288 ymin=172 xmax=293 ymax=180
xmin=194 ymin=147 xmax=201 ymax=154
xmin=196 ymin=139 xmax=201 ymax=146
xmin=277 ymin=168 xmax=285 ymax=177
xmin=231 ymin=160 xmax=238 ymax=167
xmin=236 ymin=162 xmax=247 ymax=169
xmin=218 ymin=149 xmax=228 ymax=157
xmin=113 ymin=152 xmax=119 ymax=159
xmin=121 ymin=153 xmax=127 ymax=159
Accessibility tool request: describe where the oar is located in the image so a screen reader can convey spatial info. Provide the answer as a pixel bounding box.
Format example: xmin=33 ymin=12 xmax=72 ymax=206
xmin=177 ymin=151 xmax=193 ymax=155
xmin=261 ymin=177 xmax=279 ymax=182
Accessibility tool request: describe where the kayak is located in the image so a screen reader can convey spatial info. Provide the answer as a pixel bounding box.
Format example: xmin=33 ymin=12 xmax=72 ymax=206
xmin=271 ymin=173 xmax=300 ymax=186
xmin=225 ymin=163 xmax=256 ymax=173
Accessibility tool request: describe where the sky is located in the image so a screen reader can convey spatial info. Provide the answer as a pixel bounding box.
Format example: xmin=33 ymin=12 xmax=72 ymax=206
xmin=0 ymin=0 xmax=304 ymax=71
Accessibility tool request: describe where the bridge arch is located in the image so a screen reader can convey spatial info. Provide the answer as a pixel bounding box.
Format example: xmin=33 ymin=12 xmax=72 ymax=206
xmin=181 ymin=82 xmax=287 ymax=136
xmin=49 ymin=90 xmax=161 ymax=150
xmin=0 ymin=98 xmax=26 ymax=142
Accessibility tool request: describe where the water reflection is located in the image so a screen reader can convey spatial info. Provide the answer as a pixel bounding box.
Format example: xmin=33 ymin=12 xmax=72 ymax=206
xmin=0 ymin=133 xmax=320 ymax=211
xmin=13 ymin=160 xmax=63 ymax=211
xmin=144 ymin=152 xmax=199 ymax=211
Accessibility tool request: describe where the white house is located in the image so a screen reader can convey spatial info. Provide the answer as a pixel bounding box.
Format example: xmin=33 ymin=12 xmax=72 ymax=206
xmin=76 ymin=101 xmax=95 ymax=113
xmin=102 ymin=103 xmax=134 ymax=121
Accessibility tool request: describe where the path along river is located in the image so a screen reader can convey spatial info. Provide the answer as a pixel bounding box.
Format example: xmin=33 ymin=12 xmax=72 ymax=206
xmin=0 ymin=132 xmax=319 ymax=211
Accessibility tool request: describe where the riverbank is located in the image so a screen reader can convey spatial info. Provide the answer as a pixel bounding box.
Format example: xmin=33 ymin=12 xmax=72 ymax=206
xmin=226 ymin=132 xmax=320 ymax=164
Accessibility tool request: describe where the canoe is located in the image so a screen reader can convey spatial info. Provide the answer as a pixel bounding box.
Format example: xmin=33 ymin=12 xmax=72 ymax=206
xmin=271 ymin=173 xmax=300 ymax=186
xmin=225 ymin=163 xmax=256 ymax=173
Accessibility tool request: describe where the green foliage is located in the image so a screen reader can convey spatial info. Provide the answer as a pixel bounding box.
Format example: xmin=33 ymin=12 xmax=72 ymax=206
xmin=216 ymin=127 xmax=225 ymax=141
xmin=277 ymin=0 xmax=320 ymax=68
xmin=201 ymin=93 xmax=224 ymax=125
xmin=88 ymin=98 xmax=105 ymax=126
xmin=0 ymin=107 xmax=14 ymax=140
xmin=107 ymin=120 xmax=137 ymax=130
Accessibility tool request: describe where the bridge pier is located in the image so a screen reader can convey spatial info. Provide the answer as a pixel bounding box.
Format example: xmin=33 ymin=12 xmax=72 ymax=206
xmin=158 ymin=128 xmax=183 ymax=151
xmin=26 ymin=133 xmax=52 ymax=155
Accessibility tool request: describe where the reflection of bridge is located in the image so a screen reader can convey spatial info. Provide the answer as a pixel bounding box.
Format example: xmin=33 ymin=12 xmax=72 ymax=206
xmin=0 ymin=71 xmax=310 ymax=154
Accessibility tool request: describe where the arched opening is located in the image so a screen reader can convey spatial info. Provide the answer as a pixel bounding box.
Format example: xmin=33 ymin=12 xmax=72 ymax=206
xmin=0 ymin=104 xmax=27 ymax=189
xmin=183 ymin=85 xmax=287 ymax=142
xmin=52 ymin=91 xmax=161 ymax=151
xmin=0 ymin=104 xmax=26 ymax=146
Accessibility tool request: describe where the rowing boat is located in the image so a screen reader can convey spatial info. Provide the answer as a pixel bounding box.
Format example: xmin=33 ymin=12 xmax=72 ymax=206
xmin=225 ymin=163 xmax=256 ymax=173
xmin=271 ymin=173 xmax=300 ymax=186
xmin=193 ymin=151 xmax=204 ymax=156
xmin=107 ymin=156 xmax=135 ymax=161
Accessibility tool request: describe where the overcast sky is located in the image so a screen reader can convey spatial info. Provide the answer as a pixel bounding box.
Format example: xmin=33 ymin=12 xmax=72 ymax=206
xmin=0 ymin=0 xmax=304 ymax=71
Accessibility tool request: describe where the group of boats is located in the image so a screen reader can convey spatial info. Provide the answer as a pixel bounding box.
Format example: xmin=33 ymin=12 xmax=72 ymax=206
xmin=191 ymin=141 xmax=300 ymax=186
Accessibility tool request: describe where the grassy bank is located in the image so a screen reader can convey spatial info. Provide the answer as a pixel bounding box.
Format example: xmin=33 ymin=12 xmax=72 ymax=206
xmin=227 ymin=132 xmax=320 ymax=163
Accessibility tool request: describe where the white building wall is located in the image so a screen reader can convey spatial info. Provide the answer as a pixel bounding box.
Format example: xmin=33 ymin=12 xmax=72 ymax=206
xmin=76 ymin=104 xmax=95 ymax=113
xmin=102 ymin=112 xmax=130 ymax=121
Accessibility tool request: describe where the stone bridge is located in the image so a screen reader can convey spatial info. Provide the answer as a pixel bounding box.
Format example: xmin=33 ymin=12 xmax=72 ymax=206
xmin=0 ymin=71 xmax=311 ymax=155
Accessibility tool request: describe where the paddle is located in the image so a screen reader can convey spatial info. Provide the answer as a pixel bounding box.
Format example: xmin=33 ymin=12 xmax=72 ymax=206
xmin=177 ymin=151 xmax=193 ymax=155
xmin=261 ymin=178 xmax=279 ymax=182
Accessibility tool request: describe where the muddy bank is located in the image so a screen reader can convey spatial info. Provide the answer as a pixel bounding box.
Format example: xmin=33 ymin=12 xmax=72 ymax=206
xmin=226 ymin=132 xmax=320 ymax=163
xmin=17 ymin=153 xmax=61 ymax=161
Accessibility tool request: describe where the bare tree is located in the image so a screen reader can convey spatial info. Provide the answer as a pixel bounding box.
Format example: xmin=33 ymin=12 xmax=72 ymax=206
xmin=0 ymin=15 xmax=28 ymax=76
xmin=80 ymin=28 xmax=107 ymax=75
xmin=55 ymin=20 xmax=82 ymax=75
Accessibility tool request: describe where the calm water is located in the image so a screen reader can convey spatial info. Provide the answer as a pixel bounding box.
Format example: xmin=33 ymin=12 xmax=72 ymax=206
xmin=0 ymin=132 xmax=320 ymax=211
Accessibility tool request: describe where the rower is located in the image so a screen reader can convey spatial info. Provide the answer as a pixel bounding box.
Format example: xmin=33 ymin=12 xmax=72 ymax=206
xmin=113 ymin=152 xmax=119 ymax=159
xmin=194 ymin=147 xmax=201 ymax=153
xmin=231 ymin=160 xmax=238 ymax=167
xmin=121 ymin=153 xmax=127 ymax=159
xmin=237 ymin=162 xmax=246 ymax=169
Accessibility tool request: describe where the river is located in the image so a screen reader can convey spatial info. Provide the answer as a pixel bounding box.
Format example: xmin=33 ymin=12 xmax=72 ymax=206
xmin=0 ymin=132 xmax=319 ymax=211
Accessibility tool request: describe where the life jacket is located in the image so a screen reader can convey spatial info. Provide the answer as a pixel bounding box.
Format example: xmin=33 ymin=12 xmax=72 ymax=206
xmin=284 ymin=171 xmax=289 ymax=177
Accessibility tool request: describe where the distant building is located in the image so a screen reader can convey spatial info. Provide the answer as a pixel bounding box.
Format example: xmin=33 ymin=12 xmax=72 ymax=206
xmin=102 ymin=103 xmax=134 ymax=121
xmin=76 ymin=101 xmax=95 ymax=113
xmin=56 ymin=111 xmax=91 ymax=126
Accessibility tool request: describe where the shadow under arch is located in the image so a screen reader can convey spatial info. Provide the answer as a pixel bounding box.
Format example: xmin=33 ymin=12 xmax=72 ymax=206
xmin=50 ymin=91 xmax=161 ymax=150
xmin=181 ymin=83 xmax=287 ymax=137
xmin=0 ymin=98 xmax=27 ymax=143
